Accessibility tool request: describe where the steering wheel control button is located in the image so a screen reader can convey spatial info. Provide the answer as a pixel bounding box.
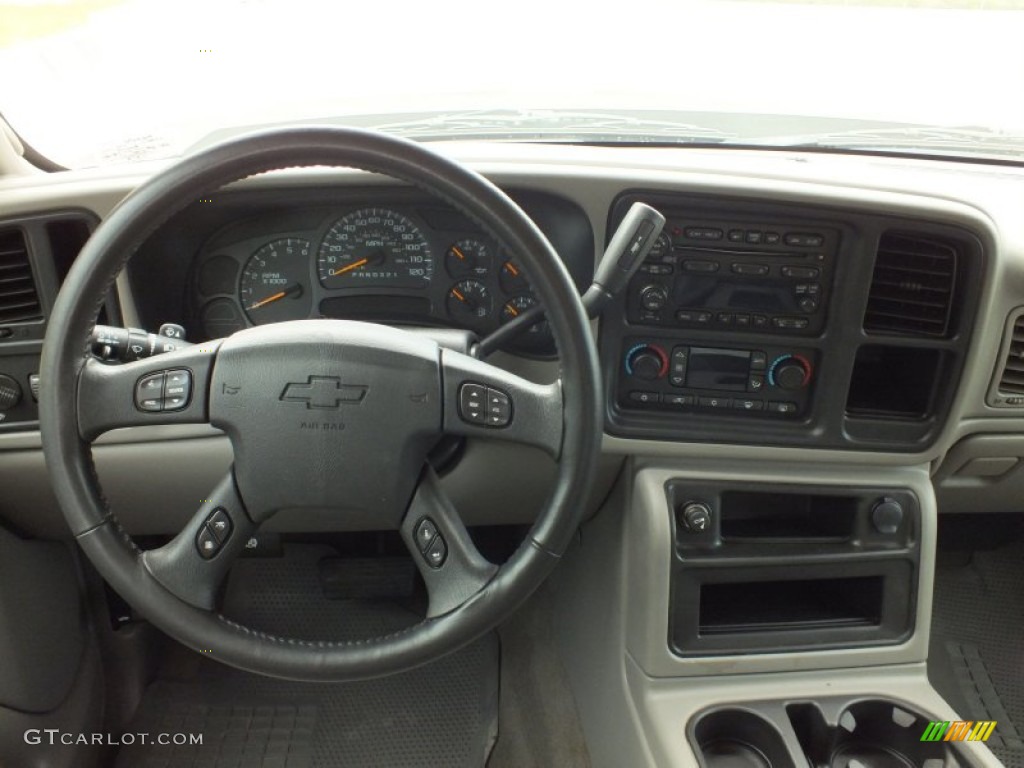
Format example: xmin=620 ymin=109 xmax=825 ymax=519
xmin=207 ymin=508 xmax=233 ymax=543
xmin=163 ymin=369 xmax=192 ymax=411
xmin=135 ymin=372 xmax=166 ymax=412
xmin=425 ymin=535 xmax=448 ymax=568
xmin=196 ymin=525 xmax=221 ymax=559
xmin=485 ymin=387 xmax=512 ymax=427
xmin=414 ymin=518 xmax=438 ymax=553
xmin=459 ymin=382 xmax=487 ymax=424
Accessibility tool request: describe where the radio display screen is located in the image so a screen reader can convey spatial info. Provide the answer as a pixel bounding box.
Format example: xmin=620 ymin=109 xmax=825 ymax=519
xmin=673 ymin=275 xmax=800 ymax=314
xmin=687 ymin=347 xmax=751 ymax=391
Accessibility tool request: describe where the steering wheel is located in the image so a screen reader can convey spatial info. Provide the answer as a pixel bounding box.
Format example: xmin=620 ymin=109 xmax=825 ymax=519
xmin=39 ymin=127 xmax=602 ymax=681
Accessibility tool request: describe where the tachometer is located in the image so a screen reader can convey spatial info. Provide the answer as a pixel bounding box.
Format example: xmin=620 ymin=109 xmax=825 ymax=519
xmin=239 ymin=238 xmax=312 ymax=325
xmin=318 ymin=208 xmax=433 ymax=289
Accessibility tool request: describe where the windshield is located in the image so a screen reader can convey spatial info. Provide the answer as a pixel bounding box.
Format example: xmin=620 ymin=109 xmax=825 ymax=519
xmin=2 ymin=0 xmax=1023 ymax=168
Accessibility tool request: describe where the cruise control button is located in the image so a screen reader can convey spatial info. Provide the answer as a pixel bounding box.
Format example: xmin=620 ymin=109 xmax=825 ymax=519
xmin=459 ymin=383 xmax=487 ymax=424
xmin=414 ymin=518 xmax=437 ymax=554
xmin=196 ymin=525 xmax=221 ymax=560
xmin=138 ymin=398 xmax=164 ymax=412
xmin=425 ymin=535 xmax=447 ymax=568
xmin=164 ymin=396 xmax=188 ymax=411
xmin=207 ymin=508 xmax=233 ymax=543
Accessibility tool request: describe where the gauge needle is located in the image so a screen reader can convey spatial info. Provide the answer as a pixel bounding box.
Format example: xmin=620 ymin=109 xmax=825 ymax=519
xmin=330 ymin=257 xmax=369 ymax=277
xmin=506 ymin=304 xmax=519 ymax=317
xmin=451 ymin=288 xmax=467 ymax=303
xmin=451 ymin=246 xmax=466 ymax=261
xmin=504 ymin=261 xmax=519 ymax=276
xmin=247 ymin=283 xmax=301 ymax=311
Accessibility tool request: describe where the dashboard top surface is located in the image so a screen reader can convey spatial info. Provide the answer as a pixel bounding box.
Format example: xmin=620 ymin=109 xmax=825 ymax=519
xmin=1 ymin=142 xmax=1023 ymax=468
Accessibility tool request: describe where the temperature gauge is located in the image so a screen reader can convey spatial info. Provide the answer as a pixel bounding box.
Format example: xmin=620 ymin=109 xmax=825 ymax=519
xmin=499 ymin=260 xmax=529 ymax=294
xmin=502 ymin=295 xmax=548 ymax=336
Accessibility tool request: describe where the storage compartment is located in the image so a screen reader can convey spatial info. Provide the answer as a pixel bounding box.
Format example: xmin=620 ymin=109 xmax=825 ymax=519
xmin=699 ymin=576 xmax=883 ymax=636
xmin=846 ymin=346 xmax=941 ymax=419
xmin=692 ymin=709 xmax=795 ymax=768
xmin=719 ymin=491 xmax=858 ymax=541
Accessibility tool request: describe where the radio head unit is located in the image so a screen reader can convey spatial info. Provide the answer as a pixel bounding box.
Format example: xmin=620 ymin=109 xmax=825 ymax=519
xmin=627 ymin=219 xmax=838 ymax=336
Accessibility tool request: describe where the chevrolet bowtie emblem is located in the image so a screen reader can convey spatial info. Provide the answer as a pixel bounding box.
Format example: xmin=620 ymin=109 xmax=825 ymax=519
xmin=280 ymin=376 xmax=368 ymax=410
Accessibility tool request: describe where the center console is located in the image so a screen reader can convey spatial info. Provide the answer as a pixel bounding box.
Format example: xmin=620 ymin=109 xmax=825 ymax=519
xmin=599 ymin=192 xmax=985 ymax=452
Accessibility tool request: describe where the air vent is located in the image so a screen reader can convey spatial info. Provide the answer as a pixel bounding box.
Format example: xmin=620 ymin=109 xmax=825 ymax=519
xmin=863 ymin=232 xmax=958 ymax=337
xmin=0 ymin=228 xmax=43 ymax=324
xmin=991 ymin=310 xmax=1024 ymax=407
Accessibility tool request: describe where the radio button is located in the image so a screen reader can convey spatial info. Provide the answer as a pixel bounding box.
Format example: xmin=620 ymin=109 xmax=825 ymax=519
xmin=665 ymin=394 xmax=695 ymax=407
xmin=798 ymin=297 xmax=819 ymax=313
xmin=782 ymin=266 xmax=820 ymax=279
xmin=695 ymin=312 xmax=712 ymax=324
xmin=750 ymin=351 xmax=768 ymax=370
xmin=785 ymin=233 xmax=824 ymax=247
xmin=768 ymin=401 xmax=799 ymax=414
xmin=732 ymin=263 xmax=769 ymax=276
xmin=733 ymin=398 xmax=764 ymax=412
xmin=745 ymin=231 xmax=763 ymax=244
xmin=794 ymin=282 xmax=821 ymax=295
xmin=773 ymin=317 xmax=810 ymax=330
xmin=685 ymin=227 xmax=723 ymax=240
xmin=765 ymin=232 xmax=781 ymax=245
xmin=752 ymin=314 xmax=769 ymax=328
xmin=717 ymin=312 xmax=733 ymax=326
xmin=629 ymin=391 xmax=661 ymax=405
xmin=734 ymin=314 xmax=751 ymax=328
xmin=683 ymin=260 xmax=719 ymax=273
xmin=727 ymin=229 xmax=744 ymax=243
xmin=698 ymin=396 xmax=731 ymax=409
xmin=748 ymin=374 xmax=765 ymax=393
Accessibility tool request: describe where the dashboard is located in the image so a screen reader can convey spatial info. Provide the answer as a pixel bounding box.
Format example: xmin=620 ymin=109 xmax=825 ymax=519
xmin=2 ymin=143 xmax=1024 ymax=535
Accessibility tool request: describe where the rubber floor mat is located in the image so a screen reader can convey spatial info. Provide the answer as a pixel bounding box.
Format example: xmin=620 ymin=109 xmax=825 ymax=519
xmin=929 ymin=538 xmax=1024 ymax=767
xmin=115 ymin=544 xmax=499 ymax=767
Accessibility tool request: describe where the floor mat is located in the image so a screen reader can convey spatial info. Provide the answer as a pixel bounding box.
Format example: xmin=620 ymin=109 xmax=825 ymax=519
xmin=115 ymin=544 xmax=499 ymax=768
xmin=929 ymin=537 xmax=1024 ymax=767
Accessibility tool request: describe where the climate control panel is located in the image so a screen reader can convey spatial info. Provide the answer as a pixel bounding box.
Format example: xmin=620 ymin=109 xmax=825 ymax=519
xmin=618 ymin=338 xmax=816 ymax=417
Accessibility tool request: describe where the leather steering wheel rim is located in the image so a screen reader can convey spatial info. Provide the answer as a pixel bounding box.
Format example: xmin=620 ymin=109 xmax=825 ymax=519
xmin=39 ymin=126 xmax=602 ymax=681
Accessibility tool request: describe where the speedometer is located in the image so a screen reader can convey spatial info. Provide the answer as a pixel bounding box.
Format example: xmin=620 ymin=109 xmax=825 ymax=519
xmin=317 ymin=208 xmax=433 ymax=289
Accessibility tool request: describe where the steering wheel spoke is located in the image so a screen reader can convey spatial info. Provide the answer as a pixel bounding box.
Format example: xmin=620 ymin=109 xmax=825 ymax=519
xmin=77 ymin=341 xmax=222 ymax=441
xmin=440 ymin=348 xmax=563 ymax=458
xmin=141 ymin=472 xmax=256 ymax=610
xmin=401 ymin=468 xmax=498 ymax=618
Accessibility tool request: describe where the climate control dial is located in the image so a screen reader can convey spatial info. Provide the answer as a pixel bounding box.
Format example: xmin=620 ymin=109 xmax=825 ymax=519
xmin=625 ymin=343 xmax=669 ymax=381
xmin=768 ymin=354 xmax=812 ymax=391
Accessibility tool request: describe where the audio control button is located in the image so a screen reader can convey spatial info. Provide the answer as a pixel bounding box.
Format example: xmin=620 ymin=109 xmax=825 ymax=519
xmin=732 ymin=263 xmax=769 ymax=276
xmin=682 ymin=260 xmax=719 ymax=273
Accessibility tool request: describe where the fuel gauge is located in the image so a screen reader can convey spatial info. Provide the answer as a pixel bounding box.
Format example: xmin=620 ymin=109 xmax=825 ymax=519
xmin=499 ymin=259 xmax=529 ymax=294
xmin=446 ymin=279 xmax=493 ymax=324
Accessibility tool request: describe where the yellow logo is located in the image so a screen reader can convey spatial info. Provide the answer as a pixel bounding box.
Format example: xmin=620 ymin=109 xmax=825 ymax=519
xmin=920 ymin=721 xmax=996 ymax=742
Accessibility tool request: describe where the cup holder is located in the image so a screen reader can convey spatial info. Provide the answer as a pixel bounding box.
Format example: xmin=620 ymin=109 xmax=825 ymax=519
xmin=788 ymin=700 xmax=962 ymax=768
xmin=693 ymin=709 xmax=796 ymax=768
